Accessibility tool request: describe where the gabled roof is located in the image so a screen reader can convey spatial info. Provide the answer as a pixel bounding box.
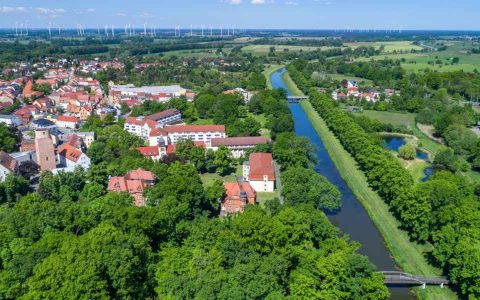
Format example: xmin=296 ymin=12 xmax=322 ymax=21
xmin=57 ymin=143 xmax=82 ymax=162
xmin=145 ymin=109 xmax=181 ymax=121
xmin=135 ymin=146 xmax=160 ymax=157
xmin=0 ymin=151 xmax=17 ymax=171
xmin=125 ymin=168 xmax=156 ymax=181
xmin=248 ymin=152 xmax=275 ymax=181
xmin=57 ymin=115 xmax=80 ymax=123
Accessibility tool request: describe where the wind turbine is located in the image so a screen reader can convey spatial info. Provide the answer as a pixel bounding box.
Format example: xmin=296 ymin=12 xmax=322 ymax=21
xmin=144 ymin=23 xmax=147 ymax=36
xmin=15 ymin=22 xmax=18 ymax=37
xmin=111 ymin=25 xmax=115 ymax=37
xmin=48 ymin=22 xmax=52 ymax=38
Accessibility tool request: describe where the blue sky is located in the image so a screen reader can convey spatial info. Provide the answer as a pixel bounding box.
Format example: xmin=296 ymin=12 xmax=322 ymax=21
xmin=0 ymin=0 xmax=478 ymax=30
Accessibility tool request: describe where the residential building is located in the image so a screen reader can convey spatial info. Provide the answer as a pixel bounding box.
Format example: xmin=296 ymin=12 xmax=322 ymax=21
xmin=221 ymin=181 xmax=256 ymax=216
xmin=109 ymin=83 xmax=187 ymax=104
xmin=124 ymin=116 xmax=158 ymax=139
xmin=56 ymin=115 xmax=80 ymax=129
xmin=243 ymin=152 xmax=275 ymax=192
xmin=108 ymin=169 xmax=156 ymax=207
xmin=56 ymin=143 xmax=91 ymax=170
xmin=0 ymin=151 xmax=17 ymax=182
xmin=148 ymin=127 xmax=168 ymax=147
xmin=34 ymin=129 xmax=56 ymax=171
xmin=0 ymin=114 xmax=21 ymax=127
xmin=145 ymin=109 xmax=182 ymax=127
xmin=223 ymin=88 xmax=255 ymax=103
xmin=165 ymin=125 xmax=226 ymax=147
xmin=210 ymin=137 xmax=270 ymax=158
xmin=76 ymin=132 xmax=95 ymax=148
xmin=135 ymin=145 xmax=166 ymax=161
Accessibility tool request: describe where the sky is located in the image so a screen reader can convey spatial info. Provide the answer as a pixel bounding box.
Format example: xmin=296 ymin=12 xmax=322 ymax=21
xmin=0 ymin=0 xmax=479 ymax=30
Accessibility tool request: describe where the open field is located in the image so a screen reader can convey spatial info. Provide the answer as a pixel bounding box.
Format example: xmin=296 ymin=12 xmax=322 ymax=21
xmin=300 ymin=101 xmax=457 ymax=300
xmin=160 ymin=48 xmax=224 ymax=58
xmin=322 ymin=73 xmax=373 ymax=85
xmin=242 ymin=44 xmax=337 ymax=54
xmin=354 ymin=41 xmax=480 ymax=72
xmin=345 ymin=41 xmax=423 ymax=52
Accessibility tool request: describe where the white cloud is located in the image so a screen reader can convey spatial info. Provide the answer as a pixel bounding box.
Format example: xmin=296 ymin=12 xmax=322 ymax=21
xmin=251 ymin=0 xmax=266 ymax=4
xmin=224 ymin=0 xmax=243 ymax=4
xmin=285 ymin=1 xmax=298 ymax=5
xmin=36 ymin=8 xmax=66 ymax=15
xmin=0 ymin=6 xmax=28 ymax=13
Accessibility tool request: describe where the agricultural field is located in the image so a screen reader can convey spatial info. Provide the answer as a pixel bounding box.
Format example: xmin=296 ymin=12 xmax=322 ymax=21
xmin=345 ymin=41 xmax=423 ymax=52
xmin=321 ymin=73 xmax=373 ymax=85
xmin=242 ymin=44 xmax=337 ymax=54
xmin=160 ymin=48 xmax=225 ymax=58
xmin=354 ymin=41 xmax=480 ymax=72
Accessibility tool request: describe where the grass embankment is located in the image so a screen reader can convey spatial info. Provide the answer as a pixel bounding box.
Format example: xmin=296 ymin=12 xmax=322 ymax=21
xmin=263 ymin=64 xmax=284 ymax=89
xmin=281 ymin=71 xmax=303 ymax=96
xmin=301 ymin=100 xmax=457 ymax=299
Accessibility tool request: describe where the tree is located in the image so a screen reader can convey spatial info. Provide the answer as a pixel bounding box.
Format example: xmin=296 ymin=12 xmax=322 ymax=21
xmin=213 ymin=145 xmax=232 ymax=176
xmin=0 ymin=124 xmax=20 ymax=152
xmin=281 ymin=167 xmax=341 ymax=211
xmin=398 ymin=143 xmax=416 ymax=160
xmin=0 ymin=174 xmax=30 ymax=204
xmin=18 ymin=161 xmax=40 ymax=179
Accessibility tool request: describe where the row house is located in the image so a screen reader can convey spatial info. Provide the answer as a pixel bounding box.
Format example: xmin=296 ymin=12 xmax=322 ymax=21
xmin=108 ymin=83 xmax=187 ymax=104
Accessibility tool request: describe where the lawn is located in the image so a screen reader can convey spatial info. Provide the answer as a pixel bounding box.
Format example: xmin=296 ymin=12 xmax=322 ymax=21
xmin=281 ymin=71 xmax=304 ymax=97
xmin=160 ymin=48 xmax=225 ymax=58
xmin=300 ymin=100 xmax=457 ymax=300
xmin=322 ymin=73 xmax=373 ymax=86
xmin=345 ymin=41 xmax=423 ymax=52
xmin=199 ymin=165 xmax=243 ymax=186
xmin=263 ymin=64 xmax=284 ymax=89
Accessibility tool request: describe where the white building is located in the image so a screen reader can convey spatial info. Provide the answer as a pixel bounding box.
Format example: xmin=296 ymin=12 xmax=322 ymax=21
xmin=0 ymin=151 xmax=17 ymax=182
xmin=124 ymin=116 xmax=158 ymax=139
xmin=0 ymin=115 xmax=21 ymax=127
xmin=165 ymin=125 xmax=226 ymax=147
xmin=148 ymin=128 xmax=169 ymax=147
xmin=56 ymin=143 xmax=91 ymax=170
xmin=76 ymin=132 xmax=95 ymax=148
xmin=243 ymin=152 xmax=275 ymax=192
xmin=56 ymin=115 xmax=80 ymax=129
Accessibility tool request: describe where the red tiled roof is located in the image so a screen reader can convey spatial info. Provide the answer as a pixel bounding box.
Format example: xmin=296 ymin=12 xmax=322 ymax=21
xmin=224 ymin=182 xmax=256 ymax=201
xmin=164 ymin=124 xmax=225 ymax=133
xmin=149 ymin=127 xmax=167 ymax=137
xmin=145 ymin=109 xmax=180 ymax=121
xmin=211 ymin=137 xmax=269 ymax=147
xmin=125 ymin=168 xmax=156 ymax=181
xmin=57 ymin=115 xmax=80 ymax=123
xmin=249 ymin=152 xmax=275 ymax=181
xmin=136 ymin=146 xmax=160 ymax=157
xmin=57 ymin=143 xmax=83 ymax=162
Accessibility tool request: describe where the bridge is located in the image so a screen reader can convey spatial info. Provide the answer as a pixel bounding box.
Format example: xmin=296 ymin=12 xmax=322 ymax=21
xmin=378 ymin=271 xmax=449 ymax=289
xmin=287 ymin=96 xmax=308 ymax=103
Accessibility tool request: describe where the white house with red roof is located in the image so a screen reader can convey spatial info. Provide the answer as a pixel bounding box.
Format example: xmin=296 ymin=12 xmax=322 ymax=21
xmin=0 ymin=151 xmax=17 ymax=182
xmin=56 ymin=115 xmax=80 ymax=129
xmin=124 ymin=116 xmax=158 ymax=139
xmin=56 ymin=143 xmax=91 ymax=170
xmin=243 ymin=152 xmax=276 ymax=192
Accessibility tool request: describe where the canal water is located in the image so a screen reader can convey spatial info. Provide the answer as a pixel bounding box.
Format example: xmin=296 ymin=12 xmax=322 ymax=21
xmin=271 ymin=68 xmax=414 ymax=299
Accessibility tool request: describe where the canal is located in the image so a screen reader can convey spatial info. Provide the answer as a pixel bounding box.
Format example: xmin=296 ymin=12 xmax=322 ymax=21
xmin=271 ymin=68 xmax=414 ymax=299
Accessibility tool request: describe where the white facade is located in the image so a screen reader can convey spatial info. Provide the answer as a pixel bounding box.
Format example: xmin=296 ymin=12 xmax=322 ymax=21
xmin=167 ymin=130 xmax=225 ymax=147
xmin=250 ymin=178 xmax=275 ymax=192
xmin=0 ymin=115 xmax=21 ymax=127
xmin=56 ymin=120 xmax=78 ymax=129
xmin=57 ymin=152 xmax=91 ymax=170
xmin=0 ymin=164 xmax=12 ymax=182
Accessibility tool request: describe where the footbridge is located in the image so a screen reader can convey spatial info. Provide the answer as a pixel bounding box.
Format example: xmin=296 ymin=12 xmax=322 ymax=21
xmin=378 ymin=271 xmax=449 ymax=289
xmin=287 ymin=96 xmax=308 ymax=103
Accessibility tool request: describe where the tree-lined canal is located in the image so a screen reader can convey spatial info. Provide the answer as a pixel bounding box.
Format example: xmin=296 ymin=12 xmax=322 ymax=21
xmin=271 ymin=68 xmax=413 ymax=299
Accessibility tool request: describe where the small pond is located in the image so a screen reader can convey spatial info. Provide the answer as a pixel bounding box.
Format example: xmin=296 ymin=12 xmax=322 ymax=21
xmin=383 ymin=136 xmax=433 ymax=181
